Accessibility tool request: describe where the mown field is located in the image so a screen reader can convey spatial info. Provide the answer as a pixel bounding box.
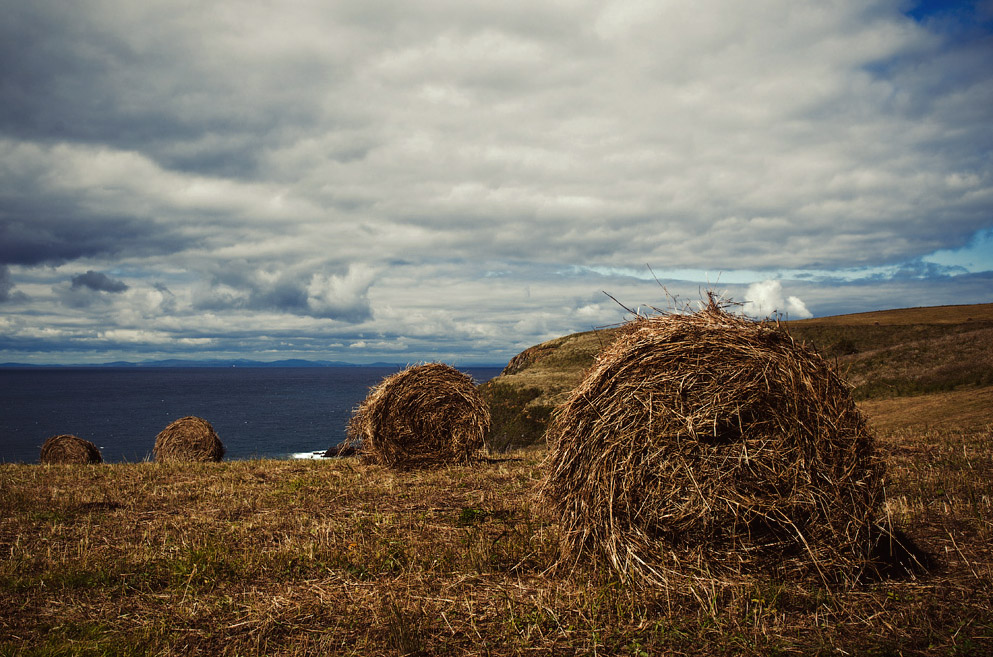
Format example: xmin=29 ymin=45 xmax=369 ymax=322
xmin=2 ymin=303 xmax=992 ymax=655
xmin=1 ymin=423 xmax=991 ymax=655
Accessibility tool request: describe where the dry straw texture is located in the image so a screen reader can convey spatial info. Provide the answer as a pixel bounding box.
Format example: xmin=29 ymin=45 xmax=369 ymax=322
xmin=39 ymin=434 xmax=102 ymax=464
xmin=542 ymin=300 xmax=884 ymax=589
xmin=153 ymin=416 xmax=225 ymax=463
xmin=346 ymin=363 xmax=490 ymax=467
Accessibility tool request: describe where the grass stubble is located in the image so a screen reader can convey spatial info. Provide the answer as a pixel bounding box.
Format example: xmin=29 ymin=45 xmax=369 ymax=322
xmin=1 ymin=421 xmax=991 ymax=656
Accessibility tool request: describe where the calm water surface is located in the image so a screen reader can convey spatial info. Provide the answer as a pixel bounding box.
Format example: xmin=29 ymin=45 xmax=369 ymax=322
xmin=0 ymin=367 xmax=502 ymax=464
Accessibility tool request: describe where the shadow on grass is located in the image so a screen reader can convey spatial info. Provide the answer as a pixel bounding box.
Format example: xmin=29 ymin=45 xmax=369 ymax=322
xmin=865 ymin=524 xmax=935 ymax=581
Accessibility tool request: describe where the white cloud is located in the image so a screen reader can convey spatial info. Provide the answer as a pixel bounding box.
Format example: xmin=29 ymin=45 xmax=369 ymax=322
xmin=306 ymin=265 xmax=377 ymax=321
xmin=97 ymin=329 xmax=214 ymax=346
xmin=742 ymin=280 xmax=813 ymax=320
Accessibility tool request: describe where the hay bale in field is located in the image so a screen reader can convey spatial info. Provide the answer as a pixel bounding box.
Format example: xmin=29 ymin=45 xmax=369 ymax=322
xmin=346 ymin=363 xmax=489 ymax=467
xmin=542 ymin=299 xmax=884 ymax=588
xmin=154 ymin=416 xmax=224 ymax=463
xmin=322 ymin=443 xmax=358 ymax=458
xmin=39 ymin=434 xmax=102 ymax=464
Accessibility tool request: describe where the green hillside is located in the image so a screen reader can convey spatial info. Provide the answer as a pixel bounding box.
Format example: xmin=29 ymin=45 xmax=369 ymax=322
xmin=480 ymin=302 xmax=993 ymax=451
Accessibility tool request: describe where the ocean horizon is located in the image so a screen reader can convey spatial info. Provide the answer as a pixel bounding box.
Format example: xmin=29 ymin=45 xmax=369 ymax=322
xmin=0 ymin=366 xmax=503 ymax=464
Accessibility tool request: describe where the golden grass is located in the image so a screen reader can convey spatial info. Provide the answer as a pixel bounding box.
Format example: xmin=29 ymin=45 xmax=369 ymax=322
xmin=836 ymin=327 xmax=993 ymax=398
xmin=860 ymin=386 xmax=993 ymax=436
xmin=787 ymin=302 xmax=993 ymax=326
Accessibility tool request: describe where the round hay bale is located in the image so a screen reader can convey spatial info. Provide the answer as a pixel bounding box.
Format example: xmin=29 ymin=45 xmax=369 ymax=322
xmin=154 ymin=416 xmax=224 ymax=463
xmin=39 ymin=434 xmax=102 ymax=464
xmin=542 ymin=302 xmax=884 ymax=587
xmin=346 ymin=363 xmax=489 ymax=467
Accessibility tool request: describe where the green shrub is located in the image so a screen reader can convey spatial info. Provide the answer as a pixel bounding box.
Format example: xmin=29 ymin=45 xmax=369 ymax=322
xmin=479 ymin=382 xmax=554 ymax=451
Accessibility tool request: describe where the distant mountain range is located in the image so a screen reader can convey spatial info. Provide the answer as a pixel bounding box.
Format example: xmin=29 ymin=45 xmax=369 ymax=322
xmin=0 ymin=358 xmax=505 ymax=369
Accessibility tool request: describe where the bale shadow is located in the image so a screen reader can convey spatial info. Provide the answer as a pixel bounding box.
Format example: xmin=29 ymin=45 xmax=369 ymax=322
xmin=865 ymin=524 xmax=935 ymax=581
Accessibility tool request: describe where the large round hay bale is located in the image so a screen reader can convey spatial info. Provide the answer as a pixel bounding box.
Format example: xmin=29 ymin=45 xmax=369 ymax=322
xmin=154 ymin=416 xmax=224 ymax=463
xmin=542 ymin=302 xmax=884 ymax=587
xmin=39 ymin=434 xmax=102 ymax=464
xmin=346 ymin=363 xmax=489 ymax=467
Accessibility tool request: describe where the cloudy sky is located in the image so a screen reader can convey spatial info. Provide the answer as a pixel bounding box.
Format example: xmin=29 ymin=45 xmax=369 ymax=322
xmin=1 ymin=0 xmax=991 ymax=365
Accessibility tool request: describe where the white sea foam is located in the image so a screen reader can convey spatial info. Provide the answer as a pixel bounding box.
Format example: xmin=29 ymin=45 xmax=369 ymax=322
xmin=291 ymin=450 xmax=328 ymax=460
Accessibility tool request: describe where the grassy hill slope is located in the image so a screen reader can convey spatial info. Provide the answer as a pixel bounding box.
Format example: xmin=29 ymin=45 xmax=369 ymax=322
xmin=480 ymin=302 xmax=993 ymax=450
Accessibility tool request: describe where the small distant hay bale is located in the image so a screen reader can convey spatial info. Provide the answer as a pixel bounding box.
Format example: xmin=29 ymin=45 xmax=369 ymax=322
xmin=154 ymin=416 xmax=225 ymax=463
xmin=346 ymin=363 xmax=490 ymax=467
xmin=40 ymin=434 xmax=102 ymax=464
xmin=322 ymin=443 xmax=358 ymax=458
xmin=542 ymin=300 xmax=884 ymax=588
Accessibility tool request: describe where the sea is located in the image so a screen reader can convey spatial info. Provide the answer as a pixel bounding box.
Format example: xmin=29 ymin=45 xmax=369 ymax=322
xmin=0 ymin=366 xmax=503 ymax=464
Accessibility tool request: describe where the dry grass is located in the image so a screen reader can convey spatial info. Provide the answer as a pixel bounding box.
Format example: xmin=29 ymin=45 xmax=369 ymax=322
xmin=861 ymin=387 xmax=993 ymax=436
xmin=346 ymin=363 xmax=489 ymax=468
xmin=788 ymin=302 xmax=993 ymax=326
xmin=1 ymin=424 xmax=991 ymax=656
xmin=835 ymin=327 xmax=993 ymax=399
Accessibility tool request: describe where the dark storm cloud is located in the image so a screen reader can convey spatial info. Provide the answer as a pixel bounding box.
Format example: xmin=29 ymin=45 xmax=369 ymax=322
xmin=0 ymin=212 xmax=189 ymax=266
xmin=71 ymin=271 xmax=128 ymax=293
xmin=0 ymin=138 xmax=196 ymax=267
xmin=250 ymin=280 xmax=309 ymax=313
xmin=0 ymin=3 xmax=324 ymax=178
xmin=0 ymin=265 xmax=13 ymax=301
xmin=0 ymin=7 xmax=198 ymax=143
xmin=193 ymin=266 xmax=307 ymax=313
xmin=58 ymin=271 xmax=128 ymax=309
